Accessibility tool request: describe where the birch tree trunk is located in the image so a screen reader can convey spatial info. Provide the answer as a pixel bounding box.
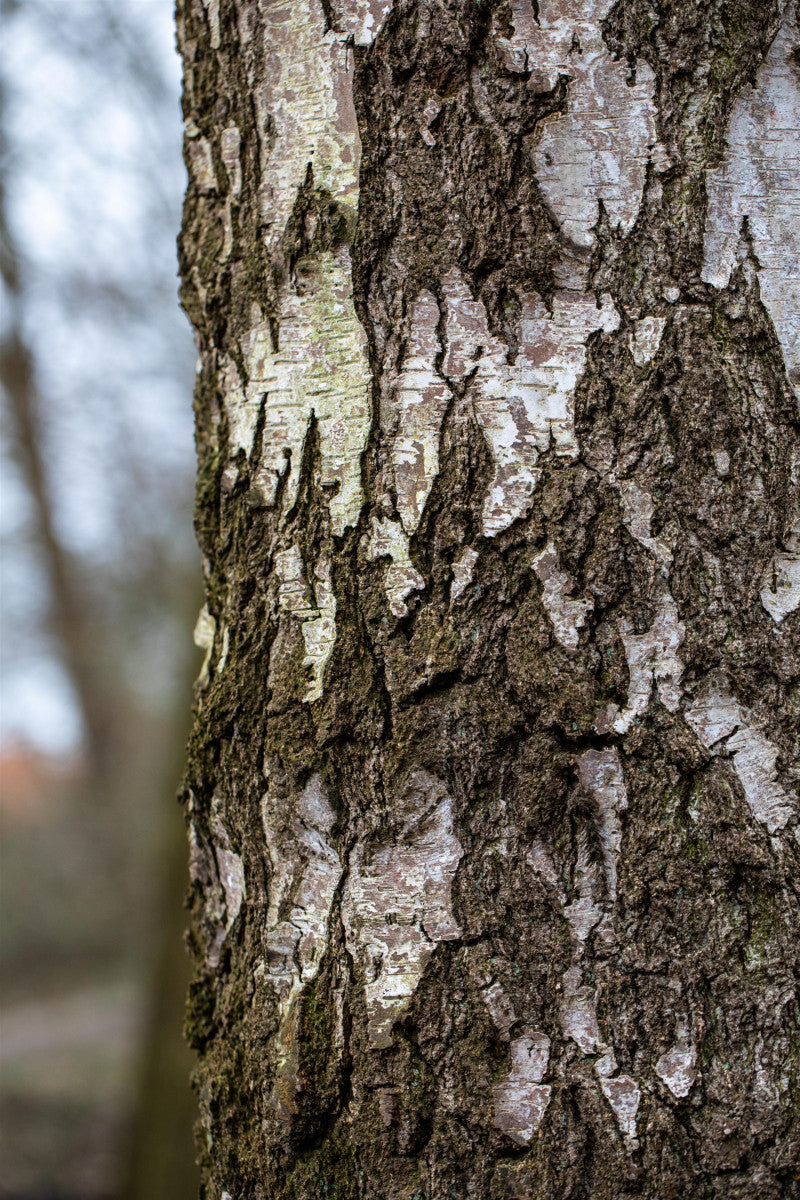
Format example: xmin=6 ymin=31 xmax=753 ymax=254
xmin=177 ymin=2 xmax=800 ymax=1197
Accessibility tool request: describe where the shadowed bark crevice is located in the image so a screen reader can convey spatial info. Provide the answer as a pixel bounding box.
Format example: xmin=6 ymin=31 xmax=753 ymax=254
xmin=178 ymin=0 xmax=800 ymax=1196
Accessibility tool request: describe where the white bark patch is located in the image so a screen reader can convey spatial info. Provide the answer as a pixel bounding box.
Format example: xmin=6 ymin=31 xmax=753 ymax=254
xmin=229 ymin=247 xmax=371 ymax=536
xmin=261 ymin=774 xmax=341 ymax=999
xmin=300 ymin=558 xmax=337 ymax=703
xmin=619 ymin=479 xmax=673 ymax=568
xmin=366 ymin=516 xmax=425 ymax=618
xmin=220 ymin=126 xmax=242 ymax=195
xmin=375 ymin=254 xmax=621 ymax=603
xmin=560 ymin=965 xmax=601 ymax=1053
xmin=212 ymin=825 xmax=246 ymax=935
xmin=274 ymin=546 xmax=337 ymax=702
xmin=549 ymin=751 xmax=642 ymax=1145
xmin=541 ymin=758 xmax=643 ymax=1142
xmin=713 ymin=449 xmax=731 ymax=476
xmin=481 ymin=981 xmax=518 ymax=1042
xmin=217 ymin=625 xmax=230 ymax=676
xmin=497 ymin=0 xmax=661 ymax=249
xmin=420 ymin=97 xmax=442 ymax=146
xmin=200 ymin=0 xmax=220 ymax=49
xmin=655 ymin=1019 xmax=698 ymax=1099
xmin=341 ymin=770 xmax=462 ymax=1049
xmin=390 ymin=291 xmax=452 ymax=534
xmin=596 ymin=1068 xmax=641 ymax=1144
xmin=576 ymin=748 xmax=628 ymax=904
xmin=603 ymin=588 xmax=685 ymax=733
xmin=217 ymin=2 xmax=375 ymax=536
xmin=274 ymin=546 xmax=308 ymax=613
xmin=628 ymin=316 xmax=667 ymax=367
xmin=256 ymin=2 xmax=360 ymax=250
xmin=595 ymin=1050 xmax=641 ymax=1142
xmin=492 ymin=1031 xmax=552 ymax=1145
xmin=528 ymin=833 xmax=607 ymax=951
xmin=334 ymin=0 xmax=395 ymax=46
xmin=703 ymin=7 xmax=800 ymax=396
xmin=193 ymin=605 xmax=216 ymax=688
xmin=555 ymin=752 xmax=627 ymax=1092
xmin=527 ymin=838 xmax=560 ymax=888
xmin=443 ymin=274 xmax=543 ymax=534
xmin=450 ymin=547 xmax=479 ymax=602
xmin=533 ymin=541 xmax=593 ymax=649
xmin=186 ymin=129 xmax=217 ymax=192
xmin=260 ymin=775 xmax=342 ymax=1117
xmin=760 ymin=518 xmax=800 ymax=622
xmin=188 ymin=815 xmax=244 ymax=970
xmin=440 ymin=269 xmax=619 ymax=536
xmin=686 ymin=675 xmax=794 ymax=834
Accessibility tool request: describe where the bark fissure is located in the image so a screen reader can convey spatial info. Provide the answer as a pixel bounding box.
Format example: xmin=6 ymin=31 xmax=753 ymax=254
xmin=178 ymin=0 xmax=800 ymax=1196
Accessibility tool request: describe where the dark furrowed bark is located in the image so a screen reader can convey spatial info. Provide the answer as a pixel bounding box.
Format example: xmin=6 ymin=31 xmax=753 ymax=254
xmin=178 ymin=2 xmax=800 ymax=1197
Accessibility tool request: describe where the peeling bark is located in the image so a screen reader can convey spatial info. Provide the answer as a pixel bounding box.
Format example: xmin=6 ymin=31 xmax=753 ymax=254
xmin=178 ymin=1 xmax=800 ymax=1197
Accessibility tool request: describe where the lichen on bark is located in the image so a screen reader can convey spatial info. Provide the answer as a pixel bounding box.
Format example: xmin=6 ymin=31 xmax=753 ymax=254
xmin=178 ymin=1 xmax=800 ymax=1197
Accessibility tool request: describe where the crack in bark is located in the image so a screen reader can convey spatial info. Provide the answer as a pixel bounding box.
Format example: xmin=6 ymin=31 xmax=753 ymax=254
xmin=177 ymin=0 xmax=800 ymax=1194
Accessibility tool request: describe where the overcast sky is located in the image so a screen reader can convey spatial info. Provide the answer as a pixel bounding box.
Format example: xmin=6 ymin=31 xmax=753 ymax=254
xmin=1 ymin=0 xmax=196 ymax=754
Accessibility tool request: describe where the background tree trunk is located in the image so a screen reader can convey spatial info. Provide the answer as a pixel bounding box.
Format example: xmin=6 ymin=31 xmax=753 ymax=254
xmin=0 ymin=185 xmax=117 ymax=789
xmin=177 ymin=2 xmax=799 ymax=1197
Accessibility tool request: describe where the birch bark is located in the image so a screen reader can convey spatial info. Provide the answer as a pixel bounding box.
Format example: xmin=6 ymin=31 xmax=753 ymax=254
xmin=178 ymin=2 xmax=800 ymax=1197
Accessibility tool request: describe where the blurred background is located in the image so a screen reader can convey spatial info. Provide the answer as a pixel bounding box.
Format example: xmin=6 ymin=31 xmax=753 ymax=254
xmin=0 ymin=1 xmax=200 ymax=1196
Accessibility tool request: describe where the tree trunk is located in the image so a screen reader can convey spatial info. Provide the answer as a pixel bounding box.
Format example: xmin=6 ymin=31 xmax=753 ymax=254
xmin=0 ymin=182 xmax=117 ymax=787
xmin=177 ymin=2 xmax=800 ymax=1197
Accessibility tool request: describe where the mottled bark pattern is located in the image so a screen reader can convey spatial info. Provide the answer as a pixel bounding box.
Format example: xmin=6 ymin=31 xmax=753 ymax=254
xmin=178 ymin=1 xmax=800 ymax=1197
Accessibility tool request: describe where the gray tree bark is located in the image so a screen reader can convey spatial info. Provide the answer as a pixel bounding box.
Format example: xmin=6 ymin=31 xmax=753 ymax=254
xmin=177 ymin=2 xmax=800 ymax=1197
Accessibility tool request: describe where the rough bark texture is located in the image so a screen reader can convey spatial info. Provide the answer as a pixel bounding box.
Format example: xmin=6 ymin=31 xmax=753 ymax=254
xmin=177 ymin=2 xmax=800 ymax=1197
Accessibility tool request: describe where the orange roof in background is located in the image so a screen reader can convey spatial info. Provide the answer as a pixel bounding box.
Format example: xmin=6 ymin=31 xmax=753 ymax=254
xmin=0 ymin=747 xmax=85 ymax=821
